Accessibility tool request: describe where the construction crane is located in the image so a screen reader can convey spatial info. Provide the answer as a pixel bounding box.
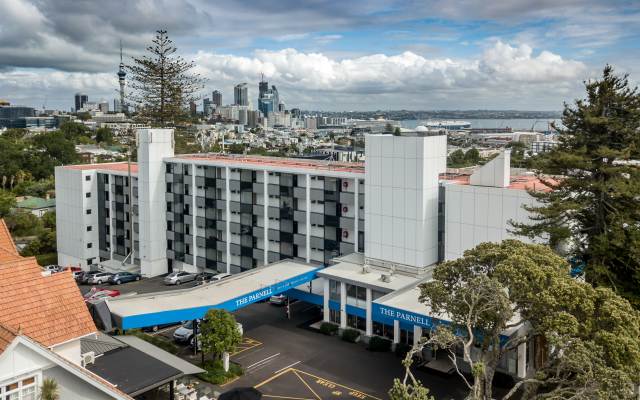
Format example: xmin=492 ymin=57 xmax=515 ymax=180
xmin=42 ymin=96 xmax=47 ymax=111
xmin=531 ymin=119 xmax=540 ymax=132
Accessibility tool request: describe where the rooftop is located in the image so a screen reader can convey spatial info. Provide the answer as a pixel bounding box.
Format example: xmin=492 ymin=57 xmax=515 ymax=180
xmin=317 ymin=262 xmax=420 ymax=292
xmin=174 ymin=154 xmax=365 ymax=174
xmin=0 ymin=269 xmax=97 ymax=347
xmin=440 ymin=171 xmax=556 ymax=191
xmin=0 ymin=258 xmax=44 ymax=281
xmin=0 ymin=220 xmax=19 ymax=257
xmin=16 ymin=196 xmax=56 ymax=209
xmin=63 ymin=162 xmax=138 ymax=174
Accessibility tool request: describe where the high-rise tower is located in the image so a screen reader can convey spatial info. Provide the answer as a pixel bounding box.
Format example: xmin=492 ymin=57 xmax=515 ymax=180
xmin=117 ymin=40 xmax=126 ymax=112
xmin=234 ymin=83 xmax=248 ymax=106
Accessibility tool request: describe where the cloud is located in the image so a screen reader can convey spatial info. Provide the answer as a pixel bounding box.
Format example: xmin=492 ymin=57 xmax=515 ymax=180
xmin=273 ymin=34 xmax=309 ymax=42
xmin=390 ymin=43 xmax=442 ymax=55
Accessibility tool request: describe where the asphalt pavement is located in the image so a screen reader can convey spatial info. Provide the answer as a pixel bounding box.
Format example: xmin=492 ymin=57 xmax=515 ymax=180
xmin=77 ymin=273 xmax=188 ymax=296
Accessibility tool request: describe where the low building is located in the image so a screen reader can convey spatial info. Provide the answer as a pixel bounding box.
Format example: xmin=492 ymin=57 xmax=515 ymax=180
xmin=15 ymin=196 xmax=56 ymax=217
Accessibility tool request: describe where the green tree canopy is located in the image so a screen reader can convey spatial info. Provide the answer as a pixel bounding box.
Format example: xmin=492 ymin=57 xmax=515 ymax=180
xmin=198 ymin=308 xmax=243 ymax=360
xmin=227 ymin=143 xmax=245 ymax=154
xmin=76 ymin=112 xmax=92 ymax=121
xmin=0 ymin=194 xmax=16 ymax=218
xmin=394 ymin=127 xmax=402 ymax=136
xmin=58 ymin=121 xmax=90 ymax=141
xmin=2 ymin=128 xmax=28 ymax=140
xmin=74 ymin=135 xmax=96 ymax=145
xmin=95 ymin=127 xmax=114 ymax=145
xmin=509 ymin=66 xmax=640 ymax=308
xmin=248 ymin=146 xmax=267 ymax=156
xmin=42 ymin=210 xmax=56 ymax=230
xmin=464 ymin=147 xmax=480 ymax=164
xmin=385 ymin=123 xmax=393 ymax=132
xmin=418 ymin=240 xmax=640 ymax=400
xmin=447 ymin=149 xmax=465 ymax=166
xmin=125 ymin=30 xmax=208 ymax=126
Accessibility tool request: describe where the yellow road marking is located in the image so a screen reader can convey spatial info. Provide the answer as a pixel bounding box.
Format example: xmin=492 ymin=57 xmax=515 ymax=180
xmin=293 ymin=370 xmax=322 ymax=400
xmin=254 ymin=368 xmax=294 ymax=388
xmin=262 ymin=396 xmax=316 ymax=400
xmin=292 ymin=369 xmax=383 ymax=400
xmin=231 ymin=338 xmax=262 ymax=355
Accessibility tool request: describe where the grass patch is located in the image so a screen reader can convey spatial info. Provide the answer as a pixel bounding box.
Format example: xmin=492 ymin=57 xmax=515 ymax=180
xmin=196 ymin=359 xmax=245 ymax=385
xmin=117 ymin=329 xmax=180 ymax=355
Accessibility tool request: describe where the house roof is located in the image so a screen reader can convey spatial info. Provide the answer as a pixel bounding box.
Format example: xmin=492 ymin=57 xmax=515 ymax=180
xmin=16 ymin=197 xmax=56 ymax=209
xmin=0 ymin=323 xmax=18 ymax=354
xmin=0 ymin=258 xmax=43 ymax=281
xmin=0 ymin=269 xmax=97 ymax=347
xmin=0 ymin=220 xmax=18 ymax=256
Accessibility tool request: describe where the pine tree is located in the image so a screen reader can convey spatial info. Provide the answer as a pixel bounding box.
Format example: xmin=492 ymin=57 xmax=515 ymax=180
xmin=124 ymin=30 xmax=207 ymax=126
xmin=509 ymin=65 xmax=640 ymax=307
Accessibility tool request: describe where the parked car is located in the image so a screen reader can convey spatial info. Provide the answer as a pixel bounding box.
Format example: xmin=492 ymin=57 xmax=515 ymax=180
xmin=83 ymin=289 xmax=120 ymax=302
xmin=190 ymin=323 xmax=243 ymax=351
xmin=71 ymin=270 xmax=85 ymax=279
xmin=108 ymin=272 xmax=142 ymax=285
xmin=77 ymin=271 xmax=100 ymax=284
xmin=141 ymin=321 xmax=186 ymax=333
xmin=211 ymin=273 xmax=232 ymax=282
xmin=61 ymin=266 xmax=82 ymax=272
xmin=44 ymin=265 xmax=62 ymax=273
xmin=194 ymin=273 xmax=216 ymax=286
xmin=173 ymin=320 xmax=201 ymax=342
xmin=87 ymin=272 xmax=113 ymax=285
xmin=270 ymin=294 xmax=288 ymax=305
xmin=164 ymin=270 xmax=197 ymax=285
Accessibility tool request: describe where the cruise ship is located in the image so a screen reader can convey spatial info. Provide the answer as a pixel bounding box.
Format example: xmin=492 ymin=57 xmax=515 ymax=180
xmin=420 ymin=120 xmax=471 ymax=130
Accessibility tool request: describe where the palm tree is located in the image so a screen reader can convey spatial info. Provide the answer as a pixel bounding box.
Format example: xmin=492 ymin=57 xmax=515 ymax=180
xmin=37 ymin=378 xmax=60 ymax=400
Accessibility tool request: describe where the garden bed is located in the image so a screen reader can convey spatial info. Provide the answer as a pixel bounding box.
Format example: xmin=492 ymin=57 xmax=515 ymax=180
xmin=196 ymin=359 xmax=245 ymax=385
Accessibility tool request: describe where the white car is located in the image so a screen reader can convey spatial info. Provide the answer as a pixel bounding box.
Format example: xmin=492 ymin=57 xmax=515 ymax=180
xmin=173 ymin=320 xmax=200 ymax=342
xmin=87 ymin=272 xmax=113 ymax=285
xmin=164 ymin=271 xmax=197 ymax=285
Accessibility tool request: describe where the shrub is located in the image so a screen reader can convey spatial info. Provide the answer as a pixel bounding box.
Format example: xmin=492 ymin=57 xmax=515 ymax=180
xmin=35 ymin=253 xmax=58 ymax=267
xmin=395 ymin=343 xmax=413 ymax=358
xmin=320 ymin=322 xmax=338 ymax=335
xmin=196 ymin=359 xmax=245 ymax=385
xmin=493 ymin=371 xmax=515 ymax=389
xmin=369 ymin=336 xmax=392 ymax=352
xmin=342 ymin=328 xmax=360 ymax=343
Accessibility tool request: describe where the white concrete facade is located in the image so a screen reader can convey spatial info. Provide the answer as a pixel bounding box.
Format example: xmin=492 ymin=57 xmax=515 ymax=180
xmin=364 ymin=135 xmax=446 ymax=271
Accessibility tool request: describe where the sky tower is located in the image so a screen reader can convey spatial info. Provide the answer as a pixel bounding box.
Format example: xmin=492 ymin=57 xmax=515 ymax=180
xmin=117 ymin=40 xmax=126 ymax=112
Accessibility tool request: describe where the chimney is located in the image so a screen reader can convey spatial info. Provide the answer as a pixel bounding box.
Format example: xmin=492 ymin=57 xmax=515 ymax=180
xmin=45 ymin=192 xmax=50 ymax=201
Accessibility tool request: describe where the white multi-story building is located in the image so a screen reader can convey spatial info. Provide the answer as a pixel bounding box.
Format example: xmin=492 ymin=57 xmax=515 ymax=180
xmin=56 ymin=130 xmax=546 ymax=279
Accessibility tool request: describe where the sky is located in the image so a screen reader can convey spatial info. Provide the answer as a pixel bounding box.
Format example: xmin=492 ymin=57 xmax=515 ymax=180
xmin=1 ymin=0 xmax=639 ymax=112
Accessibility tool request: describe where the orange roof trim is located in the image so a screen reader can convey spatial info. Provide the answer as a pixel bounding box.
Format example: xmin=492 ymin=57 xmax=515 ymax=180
xmin=64 ymin=162 xmax=138 ymax=174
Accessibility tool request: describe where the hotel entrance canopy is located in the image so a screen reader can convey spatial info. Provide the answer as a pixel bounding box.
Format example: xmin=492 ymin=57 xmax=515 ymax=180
xmin=101 ymin=260 xmax=322 ymax=329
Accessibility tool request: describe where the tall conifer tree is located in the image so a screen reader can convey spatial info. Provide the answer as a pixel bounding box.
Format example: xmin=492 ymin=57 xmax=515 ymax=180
xmin=510 ymin=65 xmax=640 ymax=307
xmin=124 ymin=30 xmax=207 ymax=126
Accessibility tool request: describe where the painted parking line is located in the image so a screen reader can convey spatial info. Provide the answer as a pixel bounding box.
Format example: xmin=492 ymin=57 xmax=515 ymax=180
xmin=232 ymin=337 xmax=262 ymax=356
xmin=254 ymin=368 xmax=382 ymax=400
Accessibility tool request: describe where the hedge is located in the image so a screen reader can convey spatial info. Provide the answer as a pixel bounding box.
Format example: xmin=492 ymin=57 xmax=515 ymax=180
xmin=320 ymin=322 xmax=338 ymax=335
xmin=342 ymin=328 xmax=360 ymax=343
xmin=196 ymin=359 xmax=245 ymax=385
xmin=369 ymin=336 xmax=392 ymax=352
xmin=116 ymin=329 xmax=180 ymax=355
xmin=395 ymin=343 xmax=413 ymax=358
xmin=35 ymin=253 xmax=58 ymax=267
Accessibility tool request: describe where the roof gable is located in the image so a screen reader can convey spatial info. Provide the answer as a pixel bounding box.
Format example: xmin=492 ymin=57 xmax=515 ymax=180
xmin=0 ymin=270 xmax=97 ymax=347
xmin=0 ymin=257 xmax=43 ymax=282
xmin=0 ymin=220 xmax=18 ymax=256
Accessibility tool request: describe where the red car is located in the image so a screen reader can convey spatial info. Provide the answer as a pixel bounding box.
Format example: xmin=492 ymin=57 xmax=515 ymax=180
xmin=61 ymin=266 xmax=82 ymax=272
xmin=83 ymin=289 xmax=120 ymax=302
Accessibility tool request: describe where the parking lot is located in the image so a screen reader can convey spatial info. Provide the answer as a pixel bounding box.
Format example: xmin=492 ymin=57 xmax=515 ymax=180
xmin=77 ymin=275 xmax=503 ymax=399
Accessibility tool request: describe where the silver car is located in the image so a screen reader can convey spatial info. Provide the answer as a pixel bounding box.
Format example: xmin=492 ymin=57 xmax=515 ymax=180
xmin=164 ymin=270 xmax=197 ymax=285
xmin=87 ymin=272 xmax=113 ymax=285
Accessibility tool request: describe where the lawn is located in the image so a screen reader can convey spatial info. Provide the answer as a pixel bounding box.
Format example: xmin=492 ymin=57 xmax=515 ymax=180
xmin=196 ymin=359 xmax=245 ymax=385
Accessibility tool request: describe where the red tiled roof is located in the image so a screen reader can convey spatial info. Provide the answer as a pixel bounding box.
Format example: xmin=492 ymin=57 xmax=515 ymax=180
xmin=0 ymin=258 xmax=43 ymax=282
xmin=441 ymin=172 xmax=556 ymax=192
xmin=63 ymin=162 xmax=138 ymax=173
xmin=0 ymin=323 xmax=18 ymax=354
xmin=175 ymin=154 xmax=365 ymax=174
xmin=0 ymin=247 xmax=22 ymax=264
xmin=0 ymin=220 xmax=18 ymax=256
xmin=0 ymin=269 xmax=97 ymax=347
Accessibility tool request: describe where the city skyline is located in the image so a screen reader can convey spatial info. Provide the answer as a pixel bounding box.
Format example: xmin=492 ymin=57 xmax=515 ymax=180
xmin=0 ymin=0 xmax=639 ymax=112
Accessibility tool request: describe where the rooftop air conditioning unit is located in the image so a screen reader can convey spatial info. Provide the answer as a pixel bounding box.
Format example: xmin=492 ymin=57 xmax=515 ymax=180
xmin=381 ymin=274 xmax=391 ymax=283
xmin=362 ymin=266 xmax=370 ymax=274
xmin=81 ymin=351 xmax=95 ymax=367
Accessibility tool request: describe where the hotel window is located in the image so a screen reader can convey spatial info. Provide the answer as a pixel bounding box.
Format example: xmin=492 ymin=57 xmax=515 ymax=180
xmin=399 ymin=328 xmax=414 ymax=345
xmin=329 ymin=279 xmax=341 ymax=302
xmin=346 ymin=313 xmax=366 ymax=331
xmin=86 ymin=192 xmax=91 ymax=198
xmin=329 ymin=309 xmax=341 ymax=324
xmin=87 ymin=226 xmax=92 ymax=232
xmin=372 ymin=320 xmax=394 ymax=340
xmin=86 ymin=209 xmax=92 ymax=215
xmin=85 ymin=175 xmax=91 ymax=181
xmin=346 ymin=284 xmax=367 ymax=308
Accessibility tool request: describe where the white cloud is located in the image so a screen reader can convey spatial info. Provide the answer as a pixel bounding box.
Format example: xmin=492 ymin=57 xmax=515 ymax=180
xmin=1 ymin=41 xmax=591 ymax=111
